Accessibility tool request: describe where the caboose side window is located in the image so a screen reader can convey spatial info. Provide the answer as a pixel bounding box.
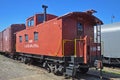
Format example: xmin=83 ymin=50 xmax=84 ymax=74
xmin=19 ymin=36 xmax=22 ymax=43
xmin=25 ymin=34 xmax=28 ymax=42
xmin=77 ymin=22 xmax=83 ymax=35
xmin=38 ymin=15 xmax=44 ymax=23
xmin=27 ymin=18 xmax=34 ymax=27
xmin=34 ymin=32 xmax=38 ymax=41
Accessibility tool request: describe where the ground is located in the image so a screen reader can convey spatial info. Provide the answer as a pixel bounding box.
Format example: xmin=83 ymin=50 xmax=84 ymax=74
xmin=0 ymin=54 xmax=120 ymax=80
xmin=0 ymin=55 xmax=65 ymax=80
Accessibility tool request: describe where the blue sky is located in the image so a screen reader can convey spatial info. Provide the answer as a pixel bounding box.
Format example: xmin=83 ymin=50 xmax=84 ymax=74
xmin=0 ymin=0 xmax=120 ymax=31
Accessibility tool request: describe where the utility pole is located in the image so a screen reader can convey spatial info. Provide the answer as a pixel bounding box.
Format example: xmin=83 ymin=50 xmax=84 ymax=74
xmin=111 ymin=15 xmax=115 ymax=23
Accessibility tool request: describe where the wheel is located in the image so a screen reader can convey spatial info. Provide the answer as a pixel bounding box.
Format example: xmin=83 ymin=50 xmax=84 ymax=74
xmin=24 ymin=57 xmax=32 ymax=65
xmin=53 ymin=65 xmax=59 ymax=75
xmin=47 ymin=67 xmax=51 ymax=73
xmin=53 ymin=64 xmax=63 ymax=75
xmin=53 ymin=69 xmax=59 ymax=75
xmin=18 ymin=56 xmax=23 ymax=62
xmin=24 ymin=57 xmax=28 ymax=64
xmin=79 ymin=68 xmax=89 ymax=74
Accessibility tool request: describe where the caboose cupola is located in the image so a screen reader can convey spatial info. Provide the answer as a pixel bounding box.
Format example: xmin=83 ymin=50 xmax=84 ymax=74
xmin=26 ymin=5 xmax=57 ymax=29
xmin=26 ymin=14 xmax=57 ymax=29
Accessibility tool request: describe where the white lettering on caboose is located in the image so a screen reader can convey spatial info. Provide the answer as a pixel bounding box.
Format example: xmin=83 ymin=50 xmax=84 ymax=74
xmin=29 ymin=40 xmax=33 ymax=43
xmin=24 ymin=44 xmax=39 ymax=48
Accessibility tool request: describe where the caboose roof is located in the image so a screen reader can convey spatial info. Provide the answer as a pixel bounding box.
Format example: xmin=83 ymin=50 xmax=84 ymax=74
xmin=58 ymin=12 xmax=103 ymax=25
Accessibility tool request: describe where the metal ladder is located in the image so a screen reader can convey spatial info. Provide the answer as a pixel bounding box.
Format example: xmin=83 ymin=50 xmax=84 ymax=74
xmin=95 ymin=24 xmax=103 ymax=80
xmin=95 ymin=24 xmax=101 ymax=59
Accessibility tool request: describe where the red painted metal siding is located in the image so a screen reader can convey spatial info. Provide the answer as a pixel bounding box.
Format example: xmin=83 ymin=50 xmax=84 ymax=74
xmin=2 ymin=27 xmax=12 ymax=52
xmin=0 ymin=32 xmax=3 ymax=51
xmin=2 ymin=24 xmax=25 ymax=54
xmin=62 ymin=18 xmax=76 ymax=56
xmin=16 ymin=19 xmax=63 ymax=57
xmin=84 ymin=24 xmax=94 ymax=44
xmin=46 ymin=14 xmax=58 ymax=21
xmin=62 ymin=18 xmax=77 ymax=39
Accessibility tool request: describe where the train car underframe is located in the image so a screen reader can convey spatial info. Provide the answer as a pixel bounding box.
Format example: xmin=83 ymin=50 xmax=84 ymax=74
xmin=13 ymin=52 xmax=89 ymax=77
xmin=103 ymin=57 xmax=120 ymax=67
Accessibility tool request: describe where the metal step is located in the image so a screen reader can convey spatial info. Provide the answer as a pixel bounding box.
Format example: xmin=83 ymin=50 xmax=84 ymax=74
xmin=65 ymin=66 xmax=74 ymax=76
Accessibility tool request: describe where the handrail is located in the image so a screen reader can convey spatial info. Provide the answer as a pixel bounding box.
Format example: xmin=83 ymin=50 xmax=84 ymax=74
xmin=74 ymin=36 xmax=87 ymax=64
xmin=62 ymin=36 xmax=87 ymax=62
xmin=74 ymin=38 xmax=85 ymax=57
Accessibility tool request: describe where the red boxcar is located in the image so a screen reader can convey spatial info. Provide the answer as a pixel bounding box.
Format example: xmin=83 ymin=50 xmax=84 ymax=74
xmin=0 ymin=32 xmax=3 ymax=52
xmin=2 ymin=24 xmax=25 ymax=55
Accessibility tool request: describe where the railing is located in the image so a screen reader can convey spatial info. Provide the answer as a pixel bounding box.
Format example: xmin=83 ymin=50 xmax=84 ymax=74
xmin=62 ymin=36 xmax=87 ymax=63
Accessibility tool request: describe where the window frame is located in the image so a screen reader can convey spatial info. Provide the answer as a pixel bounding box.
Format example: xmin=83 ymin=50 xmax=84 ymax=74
xmin=34 ymin=32 xmax=38 ymax=41
xmin=25 ymin=34 xmax=28 ymax=42
xmin=27 ymin=18 xmax=34 ymax=27
xmin=19 ymin=36 xmax=22 ymax=43
xmin=38 ymin=15 xmax=44 ymax=23
xmin=77 ymin=22 xmax=83 ymax=35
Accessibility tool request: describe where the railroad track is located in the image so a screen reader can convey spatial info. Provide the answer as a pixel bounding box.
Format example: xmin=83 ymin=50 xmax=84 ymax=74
xmin=28 ymin=61 xmax=113 ymax=80
xmin=10 ymin=58 xmax=118 ymax=80
xmin=87 ymin=73 xmax=113 ymax=80
xmin=24 ymin=61 xmax=120 ymax=80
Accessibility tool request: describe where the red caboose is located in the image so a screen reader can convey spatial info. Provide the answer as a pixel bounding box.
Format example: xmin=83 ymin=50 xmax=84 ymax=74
xmin=16 ymin=6 xmax=103 ymax=76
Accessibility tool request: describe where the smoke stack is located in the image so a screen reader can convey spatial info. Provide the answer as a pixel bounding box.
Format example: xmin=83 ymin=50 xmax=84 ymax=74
xmin=42 ymin=5 xmax=48 ymax=22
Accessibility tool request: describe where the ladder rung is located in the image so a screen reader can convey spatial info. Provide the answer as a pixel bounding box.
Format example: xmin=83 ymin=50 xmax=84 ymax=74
xmin=97 ymin=35 xmax=101 ymax=36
